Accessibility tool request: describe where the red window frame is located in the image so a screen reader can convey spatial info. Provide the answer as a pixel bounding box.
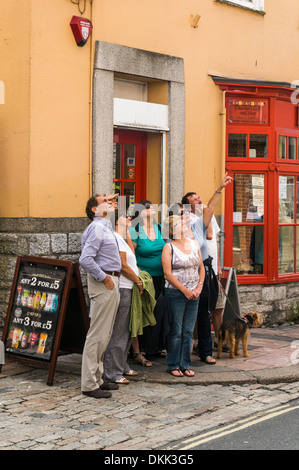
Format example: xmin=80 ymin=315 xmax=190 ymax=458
xmin=223 ymin=87 xmax=299 ymax=285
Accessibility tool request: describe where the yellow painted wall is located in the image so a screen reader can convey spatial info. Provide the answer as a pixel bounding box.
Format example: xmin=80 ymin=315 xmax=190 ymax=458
xmin=2 ymin=0 xmax=299 ymax=217
xmin=0 ymin=0 xmax=31 ymax=217
xmin=29 ymin=0 xmax=91 ymax=217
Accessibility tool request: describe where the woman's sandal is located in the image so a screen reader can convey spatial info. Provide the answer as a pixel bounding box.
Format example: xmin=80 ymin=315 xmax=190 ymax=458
xmin=155 ymin=349 xmax=167 ymax=358
xmin=201 ymin=355 xmax=216 ymax=365
xmin=167 ymin=369 xmax=183 ymax=377
xmin=133 ymin=353 xmax=152 ymax=367
xmin=181 ymin=368 xmax=195 ymax=377
xmin=115 ymin=376 xmax=129 ymax=384
xmin=124 ymin=369 xmax=138 ymax=376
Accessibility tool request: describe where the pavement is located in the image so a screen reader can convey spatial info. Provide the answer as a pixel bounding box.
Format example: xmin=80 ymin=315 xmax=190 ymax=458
xmin=1 ymin=325 xmax=299 ymax=386
xmin=0 ymin=325 xmax=298 ymax=450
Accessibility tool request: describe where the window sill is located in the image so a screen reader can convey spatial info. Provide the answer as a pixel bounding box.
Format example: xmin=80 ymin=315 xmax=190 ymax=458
xmin=214 ymin=0 xmax=266 ymax=16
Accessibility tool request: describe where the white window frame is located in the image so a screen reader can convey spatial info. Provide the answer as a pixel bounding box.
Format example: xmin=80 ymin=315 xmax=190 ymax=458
xmin=216 ymin=0 xmax=264 ymax=13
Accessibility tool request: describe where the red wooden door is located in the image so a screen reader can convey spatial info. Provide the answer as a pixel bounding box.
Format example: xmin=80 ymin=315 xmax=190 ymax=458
xmin=113 ymin=130 xmax=147 ymax=211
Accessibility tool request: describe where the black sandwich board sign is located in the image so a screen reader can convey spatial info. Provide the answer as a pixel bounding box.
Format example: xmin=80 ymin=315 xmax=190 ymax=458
xmin=0 ymin=256 xmax=89 ymax=386
xmin=220 ymin=267 xmax=242 ymax=322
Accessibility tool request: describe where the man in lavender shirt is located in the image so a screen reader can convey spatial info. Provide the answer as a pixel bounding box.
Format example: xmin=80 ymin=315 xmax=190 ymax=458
xmin=80 ymin=195 xmax=121 ymax=399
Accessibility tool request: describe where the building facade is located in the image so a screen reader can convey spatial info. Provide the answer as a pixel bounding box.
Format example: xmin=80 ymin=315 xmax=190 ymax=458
xmin=1 ymin=0 xmax=299 ymax=325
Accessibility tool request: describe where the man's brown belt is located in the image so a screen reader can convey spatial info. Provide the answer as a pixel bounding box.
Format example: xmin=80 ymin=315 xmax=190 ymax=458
xmin=103 ymin=270 xmax=121 ymax=277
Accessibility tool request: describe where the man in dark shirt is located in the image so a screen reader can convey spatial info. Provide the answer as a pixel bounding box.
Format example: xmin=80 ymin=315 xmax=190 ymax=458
xmin=80 ymin=195 xmax=121 ymax=398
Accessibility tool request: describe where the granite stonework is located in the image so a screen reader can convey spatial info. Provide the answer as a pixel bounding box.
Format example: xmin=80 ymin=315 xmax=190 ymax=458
xmin=238 ymin=282 xmax=299 ymax=326
xmin=0 ymin=218 xmax=89 ymax=326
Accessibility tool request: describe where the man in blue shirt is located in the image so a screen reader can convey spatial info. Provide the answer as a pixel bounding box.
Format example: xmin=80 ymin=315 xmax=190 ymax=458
xmin=80 ymin=195 xmax=121 ymax=398
xmin=182 ymin=173 xmax=233 ymax=365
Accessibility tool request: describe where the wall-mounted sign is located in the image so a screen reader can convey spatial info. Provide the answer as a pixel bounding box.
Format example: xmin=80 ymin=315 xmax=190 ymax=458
xmin=0 ymin=257 xmax=89 ymax=385
xmin=227 ymin=99 xmax=269 ymax=124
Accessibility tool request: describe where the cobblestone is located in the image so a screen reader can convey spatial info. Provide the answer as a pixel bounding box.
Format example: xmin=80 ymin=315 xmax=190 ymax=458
xmin=1 ymin=325 xmax=298 ymax=450
xmin=0 ymin=367 xmax=298 ymax=450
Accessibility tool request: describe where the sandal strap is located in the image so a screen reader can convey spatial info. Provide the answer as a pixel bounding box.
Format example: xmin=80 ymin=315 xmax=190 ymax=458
xmin=115 ymin=376 xmax=129 ymax=384
xmin=134 ymin=353 xmax=152 ymax=367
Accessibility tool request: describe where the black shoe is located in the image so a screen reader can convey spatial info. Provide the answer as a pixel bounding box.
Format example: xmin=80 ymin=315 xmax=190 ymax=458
xmin=100 ymin=382 xmax=119 ymax=391
xmin=82 ymin=388 xmax=112 ymax=399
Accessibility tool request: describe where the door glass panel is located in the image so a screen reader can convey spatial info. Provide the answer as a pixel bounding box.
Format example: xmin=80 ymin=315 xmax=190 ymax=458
xmin=113 ymin=181 xmax=121 ymax=195
xmin=113 ymin=143 xmax=122 ymax=179
xmin=279 ymin=226 xmax=294 ymax=274
xmin=297 ymin=177 xmax=299 ymax=224
xmin=249 ymin=135 xmax=268 ymax=158
xmin=278 ymin=136 xmax=287 ymax=159
xmin=233 ymin=174 xmax=264 ymax=223
xmin=124 ymin=144 xmax=136 ymax=180
xmin=296 ymin=229 xmax=299 ymax=272
xmin=279 ymin=176 xmax=294 ymax=223
xmin=228 ymin=134 xmax=247 ymax=158
xmin=233 ymin=226 xmax=264 ymax=275
xmin=124 ymin=182 xmax=135 ymax=211
xmin=289 ymin=137 xmax=296 ymax=160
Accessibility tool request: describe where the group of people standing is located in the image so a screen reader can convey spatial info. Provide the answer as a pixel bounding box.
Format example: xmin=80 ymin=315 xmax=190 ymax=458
xmin=79 ymin=173 xmax=233 ymax=398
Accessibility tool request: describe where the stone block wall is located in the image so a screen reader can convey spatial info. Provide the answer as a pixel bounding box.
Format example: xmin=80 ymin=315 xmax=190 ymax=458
xmin=238 ymin=282 xmax=299 ymax=326
xmin=0 ymin=218 xmax=89 ymax=327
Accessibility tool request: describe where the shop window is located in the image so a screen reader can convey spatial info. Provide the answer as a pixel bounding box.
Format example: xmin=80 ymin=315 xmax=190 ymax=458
xmin=289 ymin=137 xmax=296 ymax=160
xmin=278 ymin=175 xmax=299 ymax=274
xmin=114 ymin=78 xmax=147 ymax=101
xmin=233 ymin=174 xmax=265 ymax=275
xmin=250 ymin=135 xmax=268 ymax=158
xmin=278 ymin=136 xmax=287 ymax=159
xmin=228 ymin=133 xmax=268 ymax=159
xmin=278 ymin=135 xmax=299 ymax=160
xmin=219 ymin=83 xmax=299 ymax=285
xmin=228 ymin=134 xmax=247 ymax=157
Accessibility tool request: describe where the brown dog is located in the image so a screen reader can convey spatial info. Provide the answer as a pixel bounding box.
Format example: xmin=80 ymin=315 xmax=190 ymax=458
xmin=217 ymin=312 xmax=263 ymax=359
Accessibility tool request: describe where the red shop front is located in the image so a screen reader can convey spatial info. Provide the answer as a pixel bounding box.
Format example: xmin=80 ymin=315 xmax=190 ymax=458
xmin=213 ymin=77 xmax=299 ymax=286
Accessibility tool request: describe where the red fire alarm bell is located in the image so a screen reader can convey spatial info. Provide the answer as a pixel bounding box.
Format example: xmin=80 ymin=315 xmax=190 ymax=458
xmin=70 ymin=16 xmax=93 ymax=47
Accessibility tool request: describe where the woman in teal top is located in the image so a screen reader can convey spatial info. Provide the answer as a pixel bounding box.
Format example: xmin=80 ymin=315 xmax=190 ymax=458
xmin=129 ymin=200 xmax=165 ymax=291
xmin=130 ymin=222 xmax=165 ymax=277
xmin=129 ymin=200 xmax=166 ymax=363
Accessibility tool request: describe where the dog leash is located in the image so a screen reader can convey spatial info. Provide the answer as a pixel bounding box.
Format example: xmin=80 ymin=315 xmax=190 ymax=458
xmin=219 ymin=280 xmax=249 ymax=323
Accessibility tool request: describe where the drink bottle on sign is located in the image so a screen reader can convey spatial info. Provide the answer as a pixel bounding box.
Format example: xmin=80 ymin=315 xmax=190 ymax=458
xmin=34 ymin=291 xmax=41 ymax=310
xmin=44 ymin=294 xmax=53 ymax=311
xmin=20 ymin=331 xmax=29 ymax=348
xmin=29 ymin=331 xmax=39 ymax=349
xmin=11 ymin=328 xmax=22 ymax=348
xmin=16 ymin=286 xmax=22 ymax=306
xmin=27 ymin=291 xmax=34 ymax=308
xmin=51 ymin=295 xmax=58 ymax=312
xmin=37 ymin=333 xmax=48 ymax=354
xmin=40 ymin=292 xmax=47 ymax=309
xmin=21 ymin=289 xmax=29 ymax=307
